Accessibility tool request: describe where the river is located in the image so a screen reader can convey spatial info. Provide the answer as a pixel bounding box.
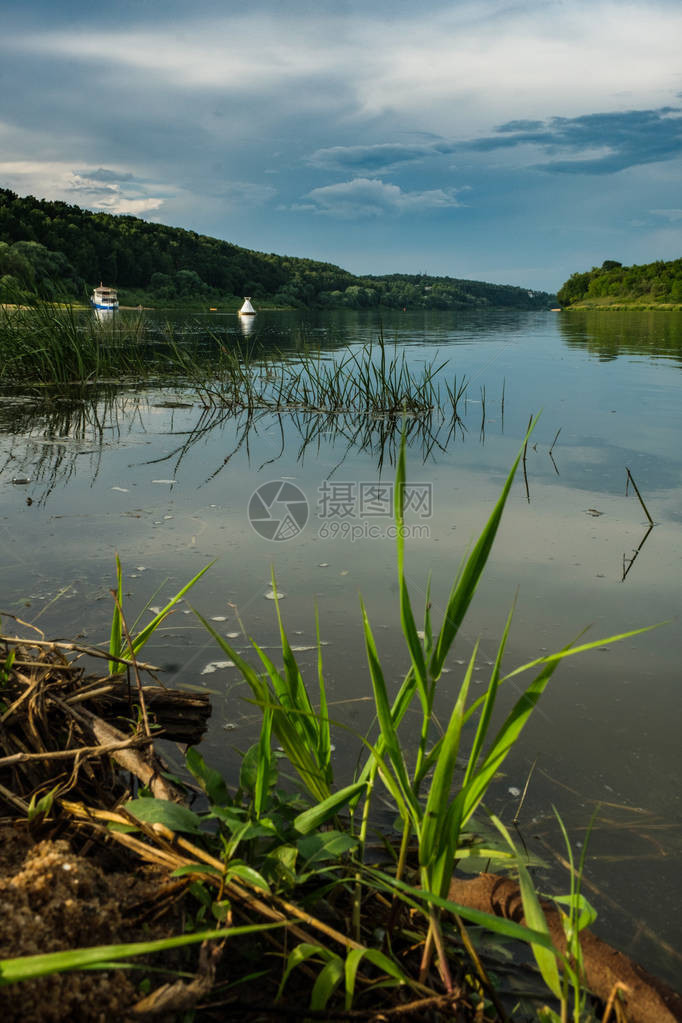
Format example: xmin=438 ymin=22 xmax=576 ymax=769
xmin=1 ymin=306 xmax=680 ymax=986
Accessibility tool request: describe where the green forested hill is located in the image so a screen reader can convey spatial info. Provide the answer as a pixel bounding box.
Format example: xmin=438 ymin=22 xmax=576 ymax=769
xmin=558 ymin=258 xmax=682 ymax=307
xmin=0 ymin=188 xmax=554 ymax=309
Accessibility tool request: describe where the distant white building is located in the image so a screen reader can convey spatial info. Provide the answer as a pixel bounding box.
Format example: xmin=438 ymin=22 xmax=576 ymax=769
xmin=239 ymin=297 xmax=256 ymax=316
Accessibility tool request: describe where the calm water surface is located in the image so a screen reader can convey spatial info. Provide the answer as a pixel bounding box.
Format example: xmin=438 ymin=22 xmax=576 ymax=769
xmin=1 ymin=307 xmax=680 ymax=984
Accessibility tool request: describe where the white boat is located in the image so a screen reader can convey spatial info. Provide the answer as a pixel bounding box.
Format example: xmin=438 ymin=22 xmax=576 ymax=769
xmin=238 ymin=297 xmax=256 ymax=316
xmin=90 ymin=283 xmax=119 ymax=312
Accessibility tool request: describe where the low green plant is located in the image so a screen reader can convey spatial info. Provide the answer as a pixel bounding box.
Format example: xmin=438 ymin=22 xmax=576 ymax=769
xmin=108 ymin=554 xmax=213 ymax=675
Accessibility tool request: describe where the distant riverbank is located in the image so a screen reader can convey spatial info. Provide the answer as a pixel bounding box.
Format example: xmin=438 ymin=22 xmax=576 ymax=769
xmin=564 ymin=300 xmax=682 ymax=311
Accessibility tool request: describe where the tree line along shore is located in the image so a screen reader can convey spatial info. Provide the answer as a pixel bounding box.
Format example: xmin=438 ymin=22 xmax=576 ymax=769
xmin=0 ymin=188 xmax=553 ymax=311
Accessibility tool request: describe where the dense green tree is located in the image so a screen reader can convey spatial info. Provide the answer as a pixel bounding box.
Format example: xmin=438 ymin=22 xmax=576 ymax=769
xmin=558 ymin=258 xmax=682 ymax=306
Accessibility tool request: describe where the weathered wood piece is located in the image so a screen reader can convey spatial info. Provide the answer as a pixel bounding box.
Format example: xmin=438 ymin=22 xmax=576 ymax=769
xmin=447 ymin=873 xmax=682 ymax=1023
xmin=87 ymin=682 xmax=212 ymax=745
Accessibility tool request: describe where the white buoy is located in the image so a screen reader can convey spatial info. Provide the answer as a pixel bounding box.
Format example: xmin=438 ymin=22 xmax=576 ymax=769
xmin=239 ymin=297 xmax=256 ymax=316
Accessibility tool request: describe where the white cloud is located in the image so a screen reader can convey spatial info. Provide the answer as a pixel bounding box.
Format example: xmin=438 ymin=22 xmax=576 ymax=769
xmin=301 ymin=178 xmax=464 ymax=218
xmin=650 ymin=208 xmax=682 ymax=222
xmin=7 ymin=2 xmax=682 ymax=133
xmin=0 ymin=162 xmax=166 ymax=216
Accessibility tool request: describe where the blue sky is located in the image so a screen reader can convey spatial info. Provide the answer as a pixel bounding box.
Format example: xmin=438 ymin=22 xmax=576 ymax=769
xmin=1 ymin=0 xmax=681 ymax=291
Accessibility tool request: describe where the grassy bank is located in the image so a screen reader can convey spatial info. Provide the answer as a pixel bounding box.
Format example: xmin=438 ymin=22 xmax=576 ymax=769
xmin=564 ymin=300 xmax=682 ymax=311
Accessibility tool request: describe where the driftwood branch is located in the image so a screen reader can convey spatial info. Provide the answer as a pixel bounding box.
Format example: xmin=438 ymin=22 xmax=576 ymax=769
xmin=0 ymin=633 xmax=160 ymax=670
xmin=69 ymin=704 xmax=187 ymax=804
xmin=0 ymin=735 xmax=151 ymax=769
xmin=447 ymin=873 xmax=682 ymax=1023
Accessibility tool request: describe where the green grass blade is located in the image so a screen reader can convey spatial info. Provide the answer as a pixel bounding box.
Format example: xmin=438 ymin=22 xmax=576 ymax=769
xmin=315 ymin=605 xmax=332 ymax=785
xmin=344 ymin=948 xmax=406 ymax=1010
xmin=193 ymin=608 xmax=334 ymax=800
xmin=129 ymin=560 xmax=214 ymax=659
xmin=462 ymin=596 xmax=516 ymax=789
xmin=311 ymin=955 xmax=344 ymax=1011
xmin=366 ymin=867 xmax=561 ymax=953
xmin=491 ymin=814 xmax=562 ymax=999
xmin=395 ymin=430 xmax=428 ymax=709
xmin=430 ymin=416 xmax=538 ymax=679
xmin=108 ymin=553 xmax=123 ymax=675
xmin=276 ymin=942 xmax=330 ymax=1001
xmin=0 ymin=923 xmax=286 ymax=986
xmin=254 ymin=704 xmax=274 ymax=816
xmin=419 ymin=644 xmax=477 ymax=869
xmin=294 ymin=781 xmax=368 ymax=835
xmin=462 ymin=656 xmax=562 ymax=825
xmin=353 ymin=666 xmax=418 ymax=791
xmin=496 ymin=623 xmax=663 ymax=686
xmin=360 ymin=598 xmax=417 ymax=818
xmin=192 ymin=609 xmax=268 ymax=704
xmin=250 ymin=640 xmax=330 ymax=803
xmin=270 ymin=568 xmax=319 ymax=754
xmin=460 ymin=623 xmax=661 ymax=732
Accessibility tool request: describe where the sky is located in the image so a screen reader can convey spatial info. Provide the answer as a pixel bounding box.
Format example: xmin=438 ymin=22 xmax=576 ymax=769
xmin=1 ymin=0 xmax=681 ymax=292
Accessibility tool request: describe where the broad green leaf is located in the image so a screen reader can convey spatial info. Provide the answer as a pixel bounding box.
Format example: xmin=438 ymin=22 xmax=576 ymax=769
xmin=186 ymin=746 xmax=230 ymax=807
xmin=344 ymin=947 xmax=407 ymax=1009
xmin=294 ymin=781 xmax=368 ymax=835
xmin=297 ymin=830 xmax=357 ymax=864
xmin=310 ymin=955 xmax=344 ymax=1011
xmin=124 ymin=797 xmax=204 ymax=836
xmin=551 ymin=894 xmax=597 ymax=933
xmin=225 ymin=862 xmax=270 ymax=892
xmin=276 ymin=942 xmax=330 ymax=1001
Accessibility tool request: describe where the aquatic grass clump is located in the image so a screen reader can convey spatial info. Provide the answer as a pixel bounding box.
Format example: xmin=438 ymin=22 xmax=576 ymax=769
xmin=0 ymin=303 xmax=470 ymax=424
xmin=0 ymin=300 xmax=153 ymax=388
xmin=174 ymin=333 xmax=452 ymax=416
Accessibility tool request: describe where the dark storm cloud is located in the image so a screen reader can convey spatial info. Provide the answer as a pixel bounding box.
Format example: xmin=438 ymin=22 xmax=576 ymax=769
xmin=473 ymin=107 xmax=682 ymax=173
xmin=308 ymin=141 xmax=458 ymax=172
xmin=75 ymin=168 xmax=136 ymax=183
